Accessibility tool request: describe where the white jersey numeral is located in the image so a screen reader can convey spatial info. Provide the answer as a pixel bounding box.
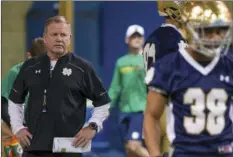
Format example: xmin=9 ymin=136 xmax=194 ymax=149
xmin=143 ymin=43 xmax=156 ymax=71
xmin=183 ymin=88 xmax=227 ymax=135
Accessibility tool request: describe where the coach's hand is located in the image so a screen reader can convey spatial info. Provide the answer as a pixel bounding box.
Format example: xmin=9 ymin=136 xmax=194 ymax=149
xmin=72 ymin=126 xmax=96 ymax=148
xmin=15 ymin=128 xmax=33 ymax=148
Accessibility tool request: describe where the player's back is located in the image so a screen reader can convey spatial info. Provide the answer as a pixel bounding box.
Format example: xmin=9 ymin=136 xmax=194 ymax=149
xmin=143 ymin=24 xmax=184 ymax=70
xmin=149 ymin=46 xmax=233 ymax=157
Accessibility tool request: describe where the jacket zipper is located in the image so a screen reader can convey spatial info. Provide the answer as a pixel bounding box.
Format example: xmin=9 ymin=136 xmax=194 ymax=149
xmin=42 ymin=89 xmax=47 ymax=112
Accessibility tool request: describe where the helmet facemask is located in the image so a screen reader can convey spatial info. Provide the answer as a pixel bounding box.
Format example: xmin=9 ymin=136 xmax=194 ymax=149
xmin=180 ymin=1 xmax=233 ymax=58
xmin=187 ymin=22 xmax=232 ymax=58
xmin=164 ymin=7 xmax=182 ymax=22
xmin=157 ymin=1 xmax=188 ymax=23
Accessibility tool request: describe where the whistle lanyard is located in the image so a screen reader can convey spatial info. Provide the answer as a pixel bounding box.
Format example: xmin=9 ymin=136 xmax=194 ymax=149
xmin=42 ymin=89 xmax=47 ymax=113
xmin=42 ymin=63 xmax=55 ymax=113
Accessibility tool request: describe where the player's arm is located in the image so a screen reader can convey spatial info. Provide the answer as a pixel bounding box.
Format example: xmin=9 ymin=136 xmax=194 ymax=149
xmin=143 ymin=60 xmax=171 ymax=157
xmin=108 ymin=61 xmax=121 ymax=108
xmin=144 ymin=90 xmax=168 ymax=157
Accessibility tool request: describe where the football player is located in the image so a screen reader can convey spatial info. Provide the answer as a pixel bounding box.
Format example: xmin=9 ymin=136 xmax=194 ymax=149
xmin=143 ymin=1 xmax=186 ymax=72
xmin=144 ymin=1 xmax=233 ymax=157
xmin=143 ymin=1 xmax=186 ymax=155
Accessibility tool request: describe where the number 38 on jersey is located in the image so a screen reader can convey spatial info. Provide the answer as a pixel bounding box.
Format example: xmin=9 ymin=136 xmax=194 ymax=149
xmin=183 ymin=88 xmax=228 ymax=136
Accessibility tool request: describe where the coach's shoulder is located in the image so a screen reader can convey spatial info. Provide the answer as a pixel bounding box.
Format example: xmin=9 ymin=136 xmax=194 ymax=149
xmin=20 ymin=54 xmax=48 ymax=72
xmin=69 ymin=53 xmax=95 ymax=73
xmin=20 ymin=56 xmax=38 ymax=69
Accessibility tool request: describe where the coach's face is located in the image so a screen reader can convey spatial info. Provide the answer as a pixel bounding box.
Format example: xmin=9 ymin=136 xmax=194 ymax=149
xmin=44 ymin=22 xmax=71 ymax=57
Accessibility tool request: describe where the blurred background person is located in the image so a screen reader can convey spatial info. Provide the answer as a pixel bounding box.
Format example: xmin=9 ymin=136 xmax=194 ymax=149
xmin=1 ymin=37 xmax=46 ymax=157
xmin=108 ymin=25 xmax=149 ymax=157
xmin=143 ymin=1 xmax=186 ymax=70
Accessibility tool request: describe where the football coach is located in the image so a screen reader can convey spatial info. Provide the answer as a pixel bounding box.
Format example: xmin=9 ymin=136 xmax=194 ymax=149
xmin=8 ymin=16 xmax=110 ymax=157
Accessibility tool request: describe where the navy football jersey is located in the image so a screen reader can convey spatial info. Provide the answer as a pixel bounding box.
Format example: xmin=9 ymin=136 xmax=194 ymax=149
xmin=143 ymin=24 xmax=184 ymax=71
xmin=148 ymin=45 xmax=233 ymax=156
xmin=226 ymin=45 xmax=233 ymax=60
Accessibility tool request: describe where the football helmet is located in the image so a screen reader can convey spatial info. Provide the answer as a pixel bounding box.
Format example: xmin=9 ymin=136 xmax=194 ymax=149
xmin=157 ymin=0 xmax=188 ymax=22
xmin=180 ymin=1 xmax=232 ymax=57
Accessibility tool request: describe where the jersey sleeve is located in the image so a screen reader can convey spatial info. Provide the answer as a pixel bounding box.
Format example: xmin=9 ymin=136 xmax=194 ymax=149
xmin=147 ymin=61 xmax=171 ymax=96
xmin=2 ymin=68 xmax=19 ymax=100
xmin=82 ymin=64 xmax=111 ymax=107
xmin=8 ymin=63 xmax=28 ymax=104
